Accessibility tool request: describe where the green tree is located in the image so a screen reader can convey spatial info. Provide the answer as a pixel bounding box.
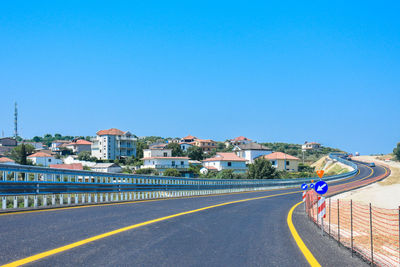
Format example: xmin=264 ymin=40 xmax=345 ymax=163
xmin=247 ymin=158 xmax=276 ymax=179
xmin=163 ymin=168 xmax=181 ymax=177
xmin=77 ymin=151 xmax=96 ymax=162
xmin=32 ymin=136 xmax=42 ymax=142
xmin=188 ymin=164 xmax=201 ymax=176
xmin=136 ymin=141 xmax=148 ymax=159
xmin=216 ymin=169 xmax=235 ymax=179
xmin=166 ymin=143 xmax=184 ymax=157
xmin=394 ymin=143 xmax=400 ymax=161
xmin=188 ymin=146 xmax=204 ymax=161
xmin=8 ymin=144 xmax=35 ymax=165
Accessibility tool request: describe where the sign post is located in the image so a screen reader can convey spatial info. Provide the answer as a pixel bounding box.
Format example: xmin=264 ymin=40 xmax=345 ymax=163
xmin=301 ymin=183 xmax=308 ymax=212
xmin=314 ymin=170 xmax=327 ymax=236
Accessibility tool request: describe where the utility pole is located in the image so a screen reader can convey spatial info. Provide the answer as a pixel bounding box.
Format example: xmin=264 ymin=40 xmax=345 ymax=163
xmin=14 ymin=102 xmax=18 ymax=139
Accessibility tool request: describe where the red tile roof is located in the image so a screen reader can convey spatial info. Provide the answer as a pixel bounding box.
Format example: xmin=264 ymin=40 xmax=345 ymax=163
xmin=96 ymin=128 xmax=125 ymax=136
xmin=49 ymin=163 xmax=83 ymax=170
xmin=182 ymin=135 xmax=197 ymax=140
xmin=0 ymin=157 xmax=15 ymax=163
xmin=67 ymin=139 xmax=92 ymax=146
xmin=202 ymin=153 xmax=247 ymax=162
xmin=232 ymin=136 xmax=252 ymax=141
xmin=262 ymin=152 xmax=300 ymax=161
xmin=28 ymin=152 xmax=54 ymax=158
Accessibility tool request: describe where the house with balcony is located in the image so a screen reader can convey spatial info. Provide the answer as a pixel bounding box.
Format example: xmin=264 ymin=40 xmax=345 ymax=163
xmin=50 ymin=140 xmax=71 ymax=152
xmin=261 ymin=152 xmax=300 ymax=172
xmin=202 ymin=152 xmax=247 ymax=173
xmin=180 ymin=135 xmax=197 ymax=143
xmin=91 ymin=128 xmax=137 ymax=160
xmin=233 ymin=143 xmax=272 ymax=164
xmin=141 ymin=147 xmax=189 ymax=173
xmin=301 ymin=141 xmax=321 ymax=151
xmin=194 ymin=139 xmax=217 ymax=153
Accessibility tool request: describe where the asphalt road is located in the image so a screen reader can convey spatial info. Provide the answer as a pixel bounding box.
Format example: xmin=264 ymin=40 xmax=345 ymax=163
xmin=0 ymin=161 xmax=388 ymax=266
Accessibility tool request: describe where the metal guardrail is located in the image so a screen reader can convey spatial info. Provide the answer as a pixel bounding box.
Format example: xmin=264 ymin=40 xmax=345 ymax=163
xmin=0 ymin=153 xmax=357 ymax=210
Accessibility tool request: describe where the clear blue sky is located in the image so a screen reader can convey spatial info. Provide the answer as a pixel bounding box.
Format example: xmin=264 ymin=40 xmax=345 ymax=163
xmin=1 ymin=1 xmax=399 ymax=154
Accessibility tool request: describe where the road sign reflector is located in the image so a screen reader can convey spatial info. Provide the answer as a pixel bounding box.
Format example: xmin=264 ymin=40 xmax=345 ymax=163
xmin=316 ymin=170 xmax=324 ymax=179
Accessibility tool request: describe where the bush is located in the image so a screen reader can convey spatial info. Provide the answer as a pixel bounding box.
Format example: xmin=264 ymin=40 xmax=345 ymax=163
xmin=394 ymin=143 xmax=400 ymax=161
xmin=163 ymin=168 xmax=181 ymax=177
xmin=135 ymin=168 xmax=159 ymax=175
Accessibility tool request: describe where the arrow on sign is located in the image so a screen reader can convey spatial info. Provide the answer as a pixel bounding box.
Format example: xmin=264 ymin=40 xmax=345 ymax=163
xmin=317 ymin=183 xmax=327 ymax=192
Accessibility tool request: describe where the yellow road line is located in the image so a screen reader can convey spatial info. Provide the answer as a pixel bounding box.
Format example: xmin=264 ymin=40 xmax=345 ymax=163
xmin=1 ymin=190 xmax=299 ymax=267
xmin=287 ymin=202 xmax=321 ymax=267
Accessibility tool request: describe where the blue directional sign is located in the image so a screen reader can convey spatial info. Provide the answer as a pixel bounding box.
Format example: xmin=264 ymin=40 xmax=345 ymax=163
xmin=310 ymin=183 xmax=314 ymax=189
xmin=314 ymin=180 xmax=328 ymax=195
xmin=301 ymin=183 xmax=308 ymax=190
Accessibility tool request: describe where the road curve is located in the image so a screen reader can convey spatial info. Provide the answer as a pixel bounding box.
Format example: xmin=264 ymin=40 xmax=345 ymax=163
xmin=0 ymin=161 xmax=388 ymax=266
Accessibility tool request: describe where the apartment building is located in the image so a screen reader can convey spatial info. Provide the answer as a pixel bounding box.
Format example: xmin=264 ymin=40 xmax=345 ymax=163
xmin=91 ymin=128 xmax=137 ymax=160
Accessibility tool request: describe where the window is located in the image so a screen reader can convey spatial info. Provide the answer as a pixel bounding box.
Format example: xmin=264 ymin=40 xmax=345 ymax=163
xmin=271 ymin=160 xmax=276 ymax=166
xmin=172 ymin=161 xmax=175 ymax=166
xmin=286 ymin=161 xmax=290 ymax=166
xmin=181 ymin=161 xmax=184 ymax=165
xmin=227 ymin=162 xmax=232 ymax=167
xmin=48 ymin=159 xmax=51 ymax=162
xmin=163 ymin=152 xmax=167 ymax=157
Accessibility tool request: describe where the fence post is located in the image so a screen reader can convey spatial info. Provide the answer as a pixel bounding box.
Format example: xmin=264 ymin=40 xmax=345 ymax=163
xmin=338 ymin=199 xmax=340 ymax=246
xmin=329 ymin=198 xmax=331 ymax=238
xmin=370 ymin=203 xmax=374 ymax=265
xmin=351 ymin=200 xmax=353 ymax=257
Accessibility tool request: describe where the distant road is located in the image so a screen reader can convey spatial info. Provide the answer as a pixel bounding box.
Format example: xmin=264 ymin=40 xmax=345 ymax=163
xmin=0 ymin=162 xmax=388 ymax=266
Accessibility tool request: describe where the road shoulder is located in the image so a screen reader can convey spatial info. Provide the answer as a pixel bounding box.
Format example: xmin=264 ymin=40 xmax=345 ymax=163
xmin=292 ymin=202 xmax=369 ymax=267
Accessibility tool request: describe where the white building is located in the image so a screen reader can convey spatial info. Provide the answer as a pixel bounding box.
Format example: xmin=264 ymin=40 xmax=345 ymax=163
xmin=50 ymin=140 xmax=70 ymax=152
xmin=233 ymin=143 xmax=272 ymax=164
xmin=91 ymin=128 xmax=137 ymax=160
xmin=66 ymin=139 xmax=92 ymax=154
xmin=302 ymin=142 xmax=321 ymax=151
xmin=91 ymin=163 xmax=122 ymax=173
xmin=202 ymin=152 xmax=247 ymax=173
xmin=28 ymin=152 xmax=62 ymax=167
xmin=142 ymin=148 xmax=189 ymax=172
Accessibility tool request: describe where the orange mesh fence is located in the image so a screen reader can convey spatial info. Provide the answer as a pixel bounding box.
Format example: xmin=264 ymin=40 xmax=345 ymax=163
xmin=305 ymin=190 xmax=400 ymax=267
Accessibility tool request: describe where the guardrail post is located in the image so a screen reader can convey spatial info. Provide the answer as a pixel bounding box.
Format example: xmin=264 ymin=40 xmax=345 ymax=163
xmin=94 ymin=194 xmax=98 ymax=203
xmin=75 ymin=194 xmax=78 ymax=204
xmin=82 ymin=194 xmax=85 ymax=204
xmin=24 ymin=196 xmax=28 ymax=208
xmin=68 ymin=194 xmax=71 ymax=205
xmin=60 ymin=194 xmax=63 ymax=205
xmin=100 ymin=194 xmax=103 ymax=203
xmin=350 ymin=200 xmax=353 ymax=257
xmin=338 ymin=199 xmax=340 ymax=246
xmin=43 ymin=195 xmax=47 ymax=206
xmin=33 ymin=195 xmax=37 ymax=208
xmin=13 ymin=196 xmax=17 ymax=209
xmin=329 ymin=198 xmax=331 ymax=238
xmin=88 ymin=194 xmax=91 ymax=203
xmin=52 ymin=195 xmax=56 ymax=206
xmin=370 ymin=203 xmax=374 ymax=265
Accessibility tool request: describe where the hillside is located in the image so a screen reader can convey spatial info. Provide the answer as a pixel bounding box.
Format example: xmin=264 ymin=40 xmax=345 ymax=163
xmin=260 ymin=142 xmax=343 ymax=163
